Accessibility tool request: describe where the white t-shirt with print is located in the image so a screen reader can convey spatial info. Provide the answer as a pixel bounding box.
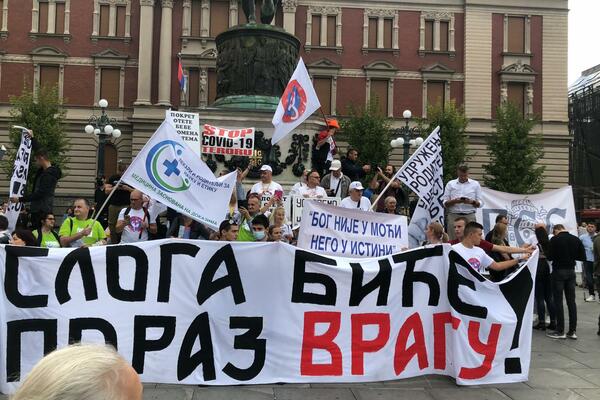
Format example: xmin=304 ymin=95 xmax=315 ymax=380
xmin=118 ymin=208 xmax=149 ymax=243
xmin=452 ymin=242 xmax=494 ymax=274
xmin=340 ymin=196 xmax=372 ymax=211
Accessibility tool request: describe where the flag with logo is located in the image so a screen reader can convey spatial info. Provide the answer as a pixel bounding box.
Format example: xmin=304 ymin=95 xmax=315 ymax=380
xmin=395 ymin=127 xmax=444 ymax=248
xmin=271 ymin=57 xmax=321 ymax=145
xmin=121 ymin=120 xmax=236 ymax=230
xmin=177 ymin=57 xmax=187 ymax=94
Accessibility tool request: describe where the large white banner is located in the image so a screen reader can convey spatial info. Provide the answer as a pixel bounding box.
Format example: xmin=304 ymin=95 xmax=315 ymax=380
xmin=395 ymin=127 xmax=444 ymax=248
xmin=0 ymin=242 xmax=538 ymax=394
xmin=476 ymin=186 xmax=577 ymax=246
xmin=121 ymin=120 xmax=236 ymax=230
xmin=166 ymin=110 xmax=201 ymax=157
xmin=298 ymin=201 xmax=409 ymax=257
xmin=6 ymin=129 xmax=33 ymax=231
xmin=290 ymin=196 xmax=339 ymax=228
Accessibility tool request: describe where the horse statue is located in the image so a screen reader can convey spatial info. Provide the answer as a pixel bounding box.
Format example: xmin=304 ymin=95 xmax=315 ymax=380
xmin=241 ymin=0 xmax=280 ymax=25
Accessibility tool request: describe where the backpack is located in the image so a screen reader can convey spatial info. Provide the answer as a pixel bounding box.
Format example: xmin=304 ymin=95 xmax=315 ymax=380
xmin=124 ymin=206 xmax=150 ymax=240
xmin=36 ymin=228 xmax=62 ymax=248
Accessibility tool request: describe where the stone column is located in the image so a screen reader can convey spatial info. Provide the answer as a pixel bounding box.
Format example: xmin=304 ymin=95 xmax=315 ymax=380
xmin=48 ymin=0 xmax=56 ymax=33
xmin=282 ymin=0 xmax=297 ymax=34
xmin=135 ymin=0 xmax=155 ymax=106
xmin=157 ymin=0 xmax=173 ymax=106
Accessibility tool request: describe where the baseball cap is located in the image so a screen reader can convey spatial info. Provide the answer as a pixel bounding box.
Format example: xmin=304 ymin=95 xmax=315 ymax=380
xmin=326 ymin=118 xmax=340 ymax=129
xmin=329 ymin=160 xmax=342 ymax=171
xmin=349 ymin=181 xmax=364 ymax=191
xmin=260 ymin=165 xmax=273 ymax=172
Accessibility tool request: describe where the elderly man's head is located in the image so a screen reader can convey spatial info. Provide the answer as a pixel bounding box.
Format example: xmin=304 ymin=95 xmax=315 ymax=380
xmin=12 ymin=344 xmax=142 ymax=400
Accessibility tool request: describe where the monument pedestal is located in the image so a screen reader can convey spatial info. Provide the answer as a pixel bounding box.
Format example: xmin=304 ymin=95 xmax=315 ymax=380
xmin=213 ymin=24 xmax=300 ymax=111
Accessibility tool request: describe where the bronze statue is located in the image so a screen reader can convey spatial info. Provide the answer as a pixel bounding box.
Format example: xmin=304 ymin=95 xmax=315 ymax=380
xmin=242 ymin=0 xmax=280 ymax=25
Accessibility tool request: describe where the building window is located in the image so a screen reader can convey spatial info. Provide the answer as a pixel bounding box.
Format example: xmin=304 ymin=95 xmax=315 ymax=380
xmin=93 ymin=49 xmax=128 ymax=107
xmin=370 ymin=79 xmax=388 ymax=116
xmin=190 ymin=0 xmax=202 ymax=36
xmin=32 ymin=46 xmax=66 ymax=99
xmin=427 ymin=81 xmax=445 ymax=108
xmin=363 ymin=10 xmax=398 ymax=53
xmin=100 ymin=68 xmax=120 ymax=107
xmin=305 ymin=6 xmax=342 ymax=53
xmin=39 ymin=65 xmax=59 ymax=90
xmin=210 ymin=0 xmax=229 ymax=37
xmin=92 ymin=0 xmax=131 ymax=41
xmin=419 ymin=11 xmax=455 ymax=55
xmin=364 ymin=61 xmax=396 ymax=117
xmin=0 ymin=0 xmax=6 ymax=36
xmin=180 ymin=51 xmax=217 ymax=108
xmin=507 ymin=82 xmax=525 ymax=114
xmin=31 ymin=0 xmax=70 ymax=36
xmin=188 ymin=68 xmax=200 ymax=107
xmin=314 ymin=77 xmax=332 ymax=115
xmin=504 ymin=15 xmax=530 ymax=54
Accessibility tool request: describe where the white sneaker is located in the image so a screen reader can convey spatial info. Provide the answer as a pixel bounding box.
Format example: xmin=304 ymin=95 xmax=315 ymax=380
xmin=585 ymin=295 xmax=595 ymax=302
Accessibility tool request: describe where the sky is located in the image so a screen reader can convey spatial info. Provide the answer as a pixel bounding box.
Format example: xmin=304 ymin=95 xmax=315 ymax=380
xmin=568 ymin=0 xmax=600 ymax=84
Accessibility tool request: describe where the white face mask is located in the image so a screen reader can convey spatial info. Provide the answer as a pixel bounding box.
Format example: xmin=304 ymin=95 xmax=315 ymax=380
xmin=253 ymin=230 xmax=266 ymax=241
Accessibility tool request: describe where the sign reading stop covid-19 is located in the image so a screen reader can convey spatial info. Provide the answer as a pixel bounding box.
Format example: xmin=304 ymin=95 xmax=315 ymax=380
xmin=202 ymin=124 xmax=255 ymax=157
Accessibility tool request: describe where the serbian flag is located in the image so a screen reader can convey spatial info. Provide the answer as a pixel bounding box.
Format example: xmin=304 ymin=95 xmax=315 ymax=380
xmin=177 ymin=58 xmax=187 ymax=94
xmin=271 ymin=58 xmax=320 ymax=145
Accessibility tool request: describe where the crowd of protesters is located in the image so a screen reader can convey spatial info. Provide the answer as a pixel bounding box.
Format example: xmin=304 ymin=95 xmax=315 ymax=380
xmin=3 ymin=125 xmax=599 ymax=341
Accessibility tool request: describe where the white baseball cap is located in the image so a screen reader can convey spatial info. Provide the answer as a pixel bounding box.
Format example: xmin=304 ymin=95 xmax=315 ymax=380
xmin=329 ymin=160 xmax=342 ymax=171
xmin=260 ymin=165 xmax=273 ymax=172
xmin=349 ymin=181 xmax=364 ymax=191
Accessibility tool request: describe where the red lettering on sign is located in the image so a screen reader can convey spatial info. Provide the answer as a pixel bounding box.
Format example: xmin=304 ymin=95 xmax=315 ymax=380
xmin=301 ymin=311 xmax=342 ymax=376
xmin=433 ymin=312 xmax=461 ymax=370
xmin=394 ymin=312 xmax=428 ymax=375
xmin=458 ymin=321 xmax=501 ymax=380
xmin=351 ymin=313 xmax=390 ymax=375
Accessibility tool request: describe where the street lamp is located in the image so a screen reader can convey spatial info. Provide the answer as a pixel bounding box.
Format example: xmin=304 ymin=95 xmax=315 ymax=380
xmin=85 ymin=99 xmax=121 ymax=177
xmin=390 ymin=109 xmax=423 ymax=164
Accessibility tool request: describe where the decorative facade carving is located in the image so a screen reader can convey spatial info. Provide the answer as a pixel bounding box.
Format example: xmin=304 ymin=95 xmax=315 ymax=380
xmin=308 ymin=6 xmax=341 ymax=15
xmin=139 ymin=0 xmax=155 ymax=6
xmin=365 ymin=9 xmax=397 ymax=18
xmin=161 ymin=0 xmax=173 ymax=8
xmin=422 ymin=11 xmax=452 ymax=21
xmin=282 ymin=0 xmax=298 ymax=13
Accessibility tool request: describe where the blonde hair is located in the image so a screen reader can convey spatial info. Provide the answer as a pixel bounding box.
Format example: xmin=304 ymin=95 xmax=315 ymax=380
xmin=428 ymin=222 xmax=445 ymax=242
xmin=269 ymin=206 xmax=288 ymax=226
xmin=11 ymin=344 xmax=129 ymax=400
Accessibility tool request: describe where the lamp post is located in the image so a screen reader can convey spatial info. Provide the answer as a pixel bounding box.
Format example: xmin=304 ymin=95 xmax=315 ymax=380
xmin=390 ymin=109 xmax=423 ymax=164
xmin=85 ymin=99 xmax=121 ymax=178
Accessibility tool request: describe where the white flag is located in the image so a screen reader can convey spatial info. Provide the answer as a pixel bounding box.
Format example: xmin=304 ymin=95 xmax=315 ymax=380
xmin=271 ymin=58 xmax=321 ymax=145
xmin=395 ymin=127 xmax=444 ymax=247
xmin=121 ymin=120 xmax=236 ymax=230
xmin=6 ymin=129 xmax=33 ymax=231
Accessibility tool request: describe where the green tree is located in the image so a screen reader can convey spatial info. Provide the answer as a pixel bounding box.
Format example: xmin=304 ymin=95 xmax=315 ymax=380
xmin=483 ymin=102 xmax=545 ymax=194
xmin=4 ymin=84 xmax=70 ymax=191
xmin=340 ymin=99 xmax=392 ymax=181
xmin=421 ymin=100 xmax=469 ymax=184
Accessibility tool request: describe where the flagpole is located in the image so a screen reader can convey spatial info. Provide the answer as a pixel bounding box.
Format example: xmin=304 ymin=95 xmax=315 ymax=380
xmin=369 ymin=175 xmax=397 ymax=211
xmin=318 ymin=107 xmax=329 ymax=126
xmin=91 ymin=177 xmax=123 ymax=225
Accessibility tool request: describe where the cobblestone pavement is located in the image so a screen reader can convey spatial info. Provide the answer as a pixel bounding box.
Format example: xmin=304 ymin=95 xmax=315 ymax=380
xmin=3 ymin=287 xmax=599 ymax=400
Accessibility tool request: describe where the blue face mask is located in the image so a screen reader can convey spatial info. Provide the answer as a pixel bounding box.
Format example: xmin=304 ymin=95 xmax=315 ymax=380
xmin=253 ymin=230 xmax=266 ymax=241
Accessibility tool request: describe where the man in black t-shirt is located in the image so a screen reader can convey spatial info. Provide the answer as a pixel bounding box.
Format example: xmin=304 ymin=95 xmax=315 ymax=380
xmin=104 ymin=162 xmax=132 ymax=244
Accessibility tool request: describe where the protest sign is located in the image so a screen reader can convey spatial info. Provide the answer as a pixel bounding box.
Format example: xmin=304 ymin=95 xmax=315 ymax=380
xmin=0 ymin=241 xmax=538 ymax=394
xmin=396 ymin=127 xmax=444 ymax=248
xmin=476 ymin=186 xmax=577 ymax=247
xmin=297 ymin=201 xmax=408 ymax=257
xmin=290 ymin=195 xmax=339 ymax=228
xmin=202 ymin=124 xmax=255 ymax=157
xmin=121 ymin=120 xmax=236 ymax=230
xmin=6 ymin=129 xmax=33 ymax=231
xmin=166 ymin=110 xmax=201 ymax=156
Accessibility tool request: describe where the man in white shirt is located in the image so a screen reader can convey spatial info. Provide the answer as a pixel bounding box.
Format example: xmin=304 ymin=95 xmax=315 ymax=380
xmin=452 ymin=221 xmax=528 ymax=275
xmin=340 ymin=181 xmax=372 ymax=211
xmin=298 ymin=169 xmax=328 ymax=198
xmin=250 ymin=165 xmax=284 ymax=198
xmin=116 ymin=190 xmax=157 ymax=243
xmin=443 ymin=165 xmax=482 ymax=240
xmin=321 ymin=160 xmax=351 ymax=198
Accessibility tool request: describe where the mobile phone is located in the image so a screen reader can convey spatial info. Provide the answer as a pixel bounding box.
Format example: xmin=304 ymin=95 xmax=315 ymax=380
xmin=274 ymin=190 xmax=284 ymax=199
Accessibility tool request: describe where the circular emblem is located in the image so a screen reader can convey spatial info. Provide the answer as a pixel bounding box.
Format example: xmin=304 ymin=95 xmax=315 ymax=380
xmin=145 ymin=140 xmax=191 ymax=193
xmin=468 ymin=257 xmax=482 ymax=272
xmin=281 ymin=79 xmax=307 ymax=123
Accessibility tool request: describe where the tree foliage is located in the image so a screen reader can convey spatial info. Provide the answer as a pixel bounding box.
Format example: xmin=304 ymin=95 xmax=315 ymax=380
xmin=340 ymin=99 xmax=392 ymax=181
xmin=483 ymin=102 xmax=545 ymax=194
xmin=4 ymin=84 xmax=70 ymax=190
xmin=421 ymin=100 xmax=469 ymax=184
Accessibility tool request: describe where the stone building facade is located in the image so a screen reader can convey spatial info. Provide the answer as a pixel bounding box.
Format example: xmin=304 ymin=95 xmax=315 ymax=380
xmin=0 ymin=0 xmax=569 ymax=205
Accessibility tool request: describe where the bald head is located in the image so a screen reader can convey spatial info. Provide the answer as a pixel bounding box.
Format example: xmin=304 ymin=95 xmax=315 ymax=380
xmin=130 ymin=190 xmax=144 ymax=210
